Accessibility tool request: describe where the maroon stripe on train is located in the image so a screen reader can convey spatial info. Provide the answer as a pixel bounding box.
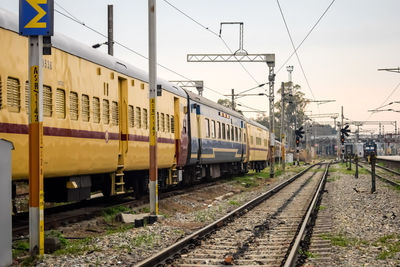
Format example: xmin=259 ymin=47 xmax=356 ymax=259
xmin=0 ymin=123 xmax=175 ymax=144
xmin=0 ymin=122 xmax=29 ymax=134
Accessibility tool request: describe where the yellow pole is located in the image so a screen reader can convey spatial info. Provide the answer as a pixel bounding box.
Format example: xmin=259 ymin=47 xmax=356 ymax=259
xmin=28 ymin=36 xmax=44 ymax=255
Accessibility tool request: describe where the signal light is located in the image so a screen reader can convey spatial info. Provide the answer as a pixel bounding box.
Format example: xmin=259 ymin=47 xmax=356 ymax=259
xmin=340 ymin=134 xmax=345 ymax=144
xmin=296 ymin=136 xmax=300 ymax=146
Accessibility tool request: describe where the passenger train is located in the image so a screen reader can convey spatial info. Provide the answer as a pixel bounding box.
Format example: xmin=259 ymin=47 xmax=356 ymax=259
xmin=0 ymin=9 xmax=280 ymax=203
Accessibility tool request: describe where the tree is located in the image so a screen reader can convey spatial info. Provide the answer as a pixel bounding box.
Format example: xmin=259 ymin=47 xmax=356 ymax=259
xmin=217 ymin=99 xmax=233 ymax=109
xmin=274 ymin=82 xmax=309 ymax=148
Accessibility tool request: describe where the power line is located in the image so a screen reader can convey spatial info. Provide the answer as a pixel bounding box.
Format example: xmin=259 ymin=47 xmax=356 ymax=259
xmin=161 ymin=0 xmax=261 ymax=85
xmin=276 ymin=0 xmax=316 ymax=101
xmin=54 ymin=7 xmax=229 ymax=99
xmin=276 ymin=0 xmax=337 ymax=74
xmin=368 ymin=81 xmax=400 ymax=119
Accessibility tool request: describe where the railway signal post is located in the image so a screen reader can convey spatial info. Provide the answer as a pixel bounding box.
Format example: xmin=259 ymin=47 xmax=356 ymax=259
xmin=19 ymin=0 xmax=54 ymax=255
xmin=148 ymin=0 xmax=158 ymax=217
xmin=354 ymin=154 xmax=359 ymax=178
xmin=295 ymin=127 xmax=304 ymax=166
xmin=370 ymin=152 xmax=376 ymax=193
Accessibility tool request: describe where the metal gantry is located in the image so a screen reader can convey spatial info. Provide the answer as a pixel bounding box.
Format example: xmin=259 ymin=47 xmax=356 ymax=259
xmin=169 ymin=80 xmax=204 ymax=96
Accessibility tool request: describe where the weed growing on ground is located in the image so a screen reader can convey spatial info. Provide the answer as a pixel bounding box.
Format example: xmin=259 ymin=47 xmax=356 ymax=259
xmin=12 ymin=240 xmax=29 ymax=258
xmin=53 ymin=237 xmax=99 ymax=256
xmin=320 ymin=233 xmax=368 ymax=247
xmin=228 ymin=200 xmax=240 ymax=206
xmin=298 ymin=248 xmax=316 ymax=258
xmin=374 ymin=234 xmax=400 ymax=260
xmin=319 ymin=205 xmax=326 ymax=211
xmin=133 ymin=233 xmax=160 ymax=248
xmin=45 ymin=230 xmax=68 ymax=247
xmin=103 ymin=205 xmax=133 ymax=223
xmin=106 ymin=224 xmax=134 ymax=235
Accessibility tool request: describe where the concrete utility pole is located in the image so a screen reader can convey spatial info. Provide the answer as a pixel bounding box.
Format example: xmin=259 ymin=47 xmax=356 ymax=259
xmin=231 ymin=89 xmax=235 ymax=110
xmin=280 ymin=82 xmax=285 ymax=171
xmin=107 ymin=5 xmax=114 ymax=56
xmin=269 ymin=64 xmax=276 ymax=177
xmin=148 ymin=0 xmax=158 ymax=216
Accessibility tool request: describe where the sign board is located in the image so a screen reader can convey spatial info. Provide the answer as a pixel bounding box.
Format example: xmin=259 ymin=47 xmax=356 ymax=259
xmin=19 ymin=0 xmax=54 ymax=36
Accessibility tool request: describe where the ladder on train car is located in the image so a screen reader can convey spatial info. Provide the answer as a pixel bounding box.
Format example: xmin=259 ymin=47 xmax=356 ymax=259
xmin=169 ymin=164 xmax=179 ymax=185
xmin=112 ymin=154 xmax=125 ymax=195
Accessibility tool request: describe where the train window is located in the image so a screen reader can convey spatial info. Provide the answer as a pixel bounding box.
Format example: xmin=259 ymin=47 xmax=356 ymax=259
xmin=235 ymin=127 xmax=238 ymax=142
xmin=256 ymin=137 xmax=262 ymax=146
xmin=171 ymin=116 xmax=175 ymax=133
xmin=102 ymin=99 xmax=109 ymax=124
xmin=7 ymin=77 xmax=21 ymax=113
xmin=92 ymin=97 xmax=100 ymax=123
xmin=131 ymin=80 xmax=135 ymax=87
xmin=251 ymin=136 xmax=254 ymax=145
xmin=231 ymin=125 xmax=234 ymax=141
xmin=70 ymin=92 xmax=79 ymax=120
xmin=161 ymin=113 xmax=165 ymax=132
xmin=0 ymin=76 xmax=2 ymax=110
xmin=217 ymin=122 xmax=221 ymax=139
xmin=128 ymin=105 xmax=134 ymax=128
xmin=112 ymin=101 xmax=119 ymax=125
xmin=140 ymin=83 xmax=145 ymax=90
xmin=157 ymin=112 xmax=159 ymax=131
xmin=24 ymin=81 xmax=29 ymax=113
xmin=136 ymin=107 xmax=142 ymax=128
xmin=239 ymin=129 xmax=242 ymax=142
xmin=222 ymin=123 xmax=226 ymax=140
xmin=143 ymin=108 xmax=148 ymax=129
xmin=205 ymin=118 xmax=210 ymax=138
xmin=227 ymin=125 xmax=230 ymax=140
xmin=81 ymin=94 xmax=90 ymax=121
xmin=56 ymin=89 xmax=66 ymax=119
xmin=211 ymin=120 xmax=216 ymax=138
xmin=43 ymin=85 xmax=52 ymax=117
xmin=166 ymin=114 xmax=170 ymax=132
xmin=244 ymin=133 xmax=246 ymax=143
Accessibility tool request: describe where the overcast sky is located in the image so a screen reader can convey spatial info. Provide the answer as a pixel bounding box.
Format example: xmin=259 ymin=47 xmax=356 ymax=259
xmin=2 ymin=0 xmax=399 ymax=134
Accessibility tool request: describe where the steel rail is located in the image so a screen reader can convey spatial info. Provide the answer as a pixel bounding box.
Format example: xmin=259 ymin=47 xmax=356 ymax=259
xmin=135 ymin=162 xmax=321 ymax=267
xmin=359 ymin=163 xmax=400 ymax=187
xmin=283 ymin=162 xmax=330 ymax=267
xmin=375 ymin=164 xmax=400 ymax=176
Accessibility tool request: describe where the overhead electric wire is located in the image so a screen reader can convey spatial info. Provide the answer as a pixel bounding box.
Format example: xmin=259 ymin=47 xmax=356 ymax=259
xmin=161 ymin=0 xmax=261 ymax=85
xmin=54 ymin=6 xmax=229 ymax=99
xmin=276 ymin=0 xmax=336 ymax=74
xmin=276 ymin=0 xmax=316 ymax=101
xmin=367 ymin=81 xmax=400 ymax=120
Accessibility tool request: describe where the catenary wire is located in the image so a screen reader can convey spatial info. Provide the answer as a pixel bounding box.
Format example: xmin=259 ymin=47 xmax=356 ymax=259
xmin=367 ymin=81 xmax=400 ymax=119
xmin=276 ymin=0 xmax=316 ymax=101
xmin=276 ymin=0 xmax=337 ymax=74
xmin=161 ymin=0 xmax=261 ymax=85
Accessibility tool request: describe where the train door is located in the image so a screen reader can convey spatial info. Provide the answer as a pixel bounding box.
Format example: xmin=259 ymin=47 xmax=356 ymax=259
xmin=114 ymin=77 xmax=128 ymax=194
xmin=174 ymin=97 xmax=188 ymax=167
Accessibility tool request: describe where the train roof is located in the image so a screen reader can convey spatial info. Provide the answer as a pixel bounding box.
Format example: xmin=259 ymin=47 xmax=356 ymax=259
xmin=185 ymin=90 xmax=269 ymax=131
xmin=185 ymin=89 xmax=246 ymax=119
xmin=0 ymin=8 xmax=186 ymax=98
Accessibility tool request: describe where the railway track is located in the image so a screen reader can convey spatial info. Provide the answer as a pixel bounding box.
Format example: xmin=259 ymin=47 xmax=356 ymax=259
xmin=136 ymin=162 xmax=330 ymax=267
xmin=13 ymin=181 xmax=217 ymax=236
xmin=358 ymin=161 xmax=400 ymax=187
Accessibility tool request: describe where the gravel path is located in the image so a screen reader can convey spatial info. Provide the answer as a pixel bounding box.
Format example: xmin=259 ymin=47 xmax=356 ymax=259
xmin=326 ymin=164 xmax=400 ymax=266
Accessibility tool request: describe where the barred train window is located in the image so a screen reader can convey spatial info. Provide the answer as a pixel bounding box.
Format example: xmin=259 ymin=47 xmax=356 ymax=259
xmin=81 ymin=94 xmax=89 ymax=121
xmin=7 ymin=77 xmax=20 ymax=113
xmin=166 ymin=114 xmax=170 ymax=132
xmin=92 ymin=97 xmax=100 ymax=123
xmin=102 ymin=99 xmax=109 ymax=124
xmin=205 ymin=118 xmax=210 ymax=138
xmin=211 ymin=120 xmax=216 ymax=138
xmin=128 ymin=105 xmax=134 ymax=128
xmin=256 ymin=137 xmax=262 ymax=146
xmin=56 ymin=89 xmax=66 ymax=119
xmin=227 ymin=125 xmax=230 ymax=140
xmin=235 ymin=127 xmax=238 ymax=142
xmin=171 ymin=116 xmax=175 ymax=133
xmin=217 ymin=122 xmax=221 ymax=139
xmin=70 ymin=92 xmax=78 ymax=120
xmin=43 ymin=85 xmax=52 ymax=117
xmin=0 ymin=76 xmax=2 ymax=109
xmin=136 ymin=107 xmax=141 ymax=128
xmin=25 ymin=81 xmax=29 ymax=113
xmin=112 ymin=101 xmax=118 ymax=126
xmin=222 ymin=123 xmax=226 ymax=140
xmin=143 ymin=108 xmax=148 ymax=129
xmin=161 ymin=113 xmax=165 ymax=132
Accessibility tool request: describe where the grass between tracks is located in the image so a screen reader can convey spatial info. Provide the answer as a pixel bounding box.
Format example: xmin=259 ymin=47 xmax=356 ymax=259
xmin=321 ymin=232 xmax=400 ymax=260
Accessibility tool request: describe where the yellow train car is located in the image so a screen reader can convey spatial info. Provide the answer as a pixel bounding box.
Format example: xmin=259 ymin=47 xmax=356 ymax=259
xmin=0 ymin=9 xmax=188 ymax=202
xmin=246 ymin=120 xmax=269 ymax=171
